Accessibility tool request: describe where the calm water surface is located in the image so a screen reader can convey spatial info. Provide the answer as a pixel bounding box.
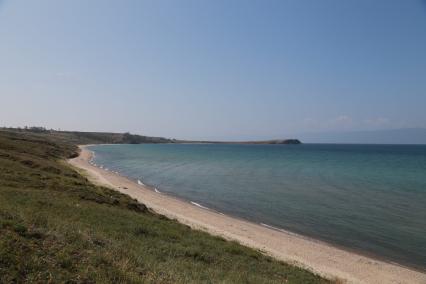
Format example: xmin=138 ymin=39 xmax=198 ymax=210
xmin=89 ymin=143 xmax=426 ymax=270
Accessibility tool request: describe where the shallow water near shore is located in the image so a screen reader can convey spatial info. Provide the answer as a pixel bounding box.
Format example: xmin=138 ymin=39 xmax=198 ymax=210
xmin=88 ymin=143 xmax=426 ymax=270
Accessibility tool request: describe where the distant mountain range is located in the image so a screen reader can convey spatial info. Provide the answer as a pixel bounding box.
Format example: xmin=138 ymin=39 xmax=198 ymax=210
xmin=298 ymin=128 xmax=426 ymax=144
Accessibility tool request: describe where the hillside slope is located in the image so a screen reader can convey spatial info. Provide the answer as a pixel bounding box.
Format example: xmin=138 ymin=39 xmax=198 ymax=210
xmin=0 ymin=128 xmax=175 ymax=145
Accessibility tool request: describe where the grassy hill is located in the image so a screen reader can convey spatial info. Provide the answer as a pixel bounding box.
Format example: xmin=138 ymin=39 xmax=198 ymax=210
xmin=0 ymin=127 xmax=175 ymax=145
xmin=0 ymin=129 xmax=327 ymax=283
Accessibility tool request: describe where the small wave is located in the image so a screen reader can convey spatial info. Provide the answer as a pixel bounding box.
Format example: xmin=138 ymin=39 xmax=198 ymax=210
xmin=260 ymin=223 xmax=299 ymax=237
xmin=154 ymin=188 xmax=161 ymax=193
xmin=137 ymin=180 xmax=145 ymax=186
xmin=99 ymin=165 xmax=104 ymax=169
xmin=190 ymin=201 xmax=210 ymax=210
xmin=260 ymin=223 xmax=292 ymax=236
xmin=260 ymin=223 xmax=282 ymax=231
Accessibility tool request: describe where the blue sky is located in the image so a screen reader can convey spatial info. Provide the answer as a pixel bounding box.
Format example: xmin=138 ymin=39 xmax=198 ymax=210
xmin=1 ymin=0 xmax=425 ymax=140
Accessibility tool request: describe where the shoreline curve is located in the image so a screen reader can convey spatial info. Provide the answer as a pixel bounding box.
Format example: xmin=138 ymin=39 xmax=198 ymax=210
xmin=68 ymin=145 xmax=426 ymax=284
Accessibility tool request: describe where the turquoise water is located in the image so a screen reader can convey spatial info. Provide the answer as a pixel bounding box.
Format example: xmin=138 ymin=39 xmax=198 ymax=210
xmin=89 ymin=143 xmax=426 ymax=270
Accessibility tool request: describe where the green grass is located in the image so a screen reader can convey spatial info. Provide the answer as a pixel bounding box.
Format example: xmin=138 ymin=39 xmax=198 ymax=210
xmin=0 ymin=127 xmax=174 ymax=145
xmin=0 ymin=130 xmax=329 ymax=283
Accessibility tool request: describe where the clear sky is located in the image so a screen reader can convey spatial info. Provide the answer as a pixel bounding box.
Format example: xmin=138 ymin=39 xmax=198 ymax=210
xmin=1 ymin=0 xmax=426 ymax=141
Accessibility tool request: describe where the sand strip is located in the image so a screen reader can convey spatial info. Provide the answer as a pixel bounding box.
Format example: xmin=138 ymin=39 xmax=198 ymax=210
xmin=68 ymin=146 xmax=426 ymax=284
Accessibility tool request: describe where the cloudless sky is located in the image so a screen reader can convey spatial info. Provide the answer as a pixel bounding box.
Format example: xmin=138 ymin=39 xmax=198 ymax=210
xmin=1 ymin=0 xmax=426 ymax=140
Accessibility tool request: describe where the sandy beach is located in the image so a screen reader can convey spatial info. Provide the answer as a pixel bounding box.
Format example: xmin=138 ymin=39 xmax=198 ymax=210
xmin=68 ymin=146 xmax=426 ymax=284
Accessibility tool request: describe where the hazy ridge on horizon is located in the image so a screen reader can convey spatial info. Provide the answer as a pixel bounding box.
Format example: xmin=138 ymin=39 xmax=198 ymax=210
xmin=298 ymin=128 xmax=426 ymax=145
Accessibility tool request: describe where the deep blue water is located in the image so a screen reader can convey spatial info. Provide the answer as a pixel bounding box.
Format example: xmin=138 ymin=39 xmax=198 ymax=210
xmin=89 ymin=143 xmax=426 ymax=269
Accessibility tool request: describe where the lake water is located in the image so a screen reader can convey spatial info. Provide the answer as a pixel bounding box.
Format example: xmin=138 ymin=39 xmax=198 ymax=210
xmin=88 ymin=143 xmax=426 ymax=270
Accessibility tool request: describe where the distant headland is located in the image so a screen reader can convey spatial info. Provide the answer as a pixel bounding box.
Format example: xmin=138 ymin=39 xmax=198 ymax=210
xmin=182 ymin=139 xmax=302 ymax=145
xmin=0 ymin=127 xmax=301 ymax=145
